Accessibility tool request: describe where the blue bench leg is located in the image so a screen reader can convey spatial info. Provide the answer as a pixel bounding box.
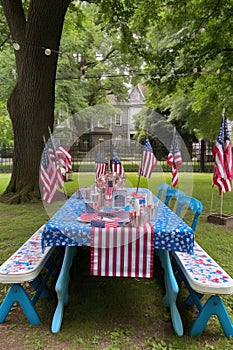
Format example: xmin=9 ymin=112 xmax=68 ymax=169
xmin=191 ymin=295 xmax=233 ymax=338
xmin=30 ymin=275 xmax=49 ymax=299
xmin=0 ymin=283 xmax=41 ymax=325
xmin=157 ymin=249 xmax=183 ymax=337
xmin=51 ymin=246 xmax=76 ymax=333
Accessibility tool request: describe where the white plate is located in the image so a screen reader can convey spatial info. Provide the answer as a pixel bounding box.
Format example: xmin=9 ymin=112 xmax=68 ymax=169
xmin=77 ymin=216 xmax=100 ymax=223
xmin=77 ymin=216 xmax=129 ymax=225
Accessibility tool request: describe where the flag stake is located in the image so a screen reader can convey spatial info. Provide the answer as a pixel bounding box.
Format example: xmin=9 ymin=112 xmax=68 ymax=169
xmin=167 ymin=127 xmax=182 ymax=188
xmin=136 ymin=171 xmax=141 ymax=193
xmin=209 ymin=187 xmax=214 ymax=215
xmin=220 ymin=194 xmax=223 ymax=217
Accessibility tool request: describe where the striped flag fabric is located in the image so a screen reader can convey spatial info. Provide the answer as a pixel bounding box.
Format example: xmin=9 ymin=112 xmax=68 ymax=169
xmin=139 ymin=137 xmax=157 ymax=178
xmin=90 ymin=222 xmax=154 ymax=278
xmin=104 ymin=175 xmax=116 ymax=200
xmin=40 ymin=134 xmax=72 ymax=203
xmin=171 ymin=164 xmax=178 ymax=188
xmin=95 ymin=152 xmax=107 ymax=179
xmin=47 ymin=139 xmax=64 ymax=189
xmin=49 ymin=135 xmax=72 ymax=175
xmin=167 ymin=128 xmax=182 ymax=187
xmin=212 ymin=113 xmax=233 ymax=195
xmin=40 ymin=144 xmax=58 ymax=203
xmin=112 ymin=148 xmax=125 ymax=177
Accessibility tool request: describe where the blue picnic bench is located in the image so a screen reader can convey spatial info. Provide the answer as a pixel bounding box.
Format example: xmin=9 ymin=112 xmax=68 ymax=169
xmin=0 ymin=225 xmax=61 ymax=325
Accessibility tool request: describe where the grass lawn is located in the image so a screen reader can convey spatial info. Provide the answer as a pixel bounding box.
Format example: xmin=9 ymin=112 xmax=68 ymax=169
xmin=0 ymin=172 xmax=233 ymax=349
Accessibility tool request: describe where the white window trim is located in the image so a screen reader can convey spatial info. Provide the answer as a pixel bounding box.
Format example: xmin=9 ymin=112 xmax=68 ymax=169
xmin=115 ymin=114 xmax=122 ymax=126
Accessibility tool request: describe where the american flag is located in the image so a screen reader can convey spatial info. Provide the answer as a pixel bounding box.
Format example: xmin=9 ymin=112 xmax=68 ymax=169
xmin=167 ymin=129 xmax=182 ymax=187
xmin=139 ymin=137 xmax=157 ymax=178
xmin=112 ymin=148 xmax=125 ymax=177
xmin=212 ymin=113 xmax=233 ymax=195
xmin=47 ymin=139 xmax=64 ymax=189
xmin=95 ymin=152 xmax=107 ymax=179
xmin=40 ymin=144 xmax=58 ymax=203
xmin=90 ymin=222 xmax=154 ymax=278
xmin=49 ymin=135 xmax=72 ymax=174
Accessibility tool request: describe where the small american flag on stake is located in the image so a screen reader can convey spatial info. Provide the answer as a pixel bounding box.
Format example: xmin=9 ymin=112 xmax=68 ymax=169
xmin=167 ymin=128 xmax=182 ymax=187
xmin=212 ymin=111 xmax=233 ymax=195
xmin=112 ymin=148 xmax=125 ymax=177
xmin=95 ymin=152 xmax=107 ymax=179
xmin=139 ymin=137 xmax=157 ymax=178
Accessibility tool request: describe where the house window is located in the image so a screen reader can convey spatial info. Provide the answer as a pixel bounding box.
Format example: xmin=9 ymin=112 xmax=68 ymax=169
xmin=115 ymin=114 xmax=122 ymax=126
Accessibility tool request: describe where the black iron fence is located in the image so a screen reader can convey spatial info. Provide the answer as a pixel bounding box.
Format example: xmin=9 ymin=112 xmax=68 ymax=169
xmin=0 ymin=140 xmax=215 ymax=174
xmin=0 ymin=146 xmax=13 ymax=173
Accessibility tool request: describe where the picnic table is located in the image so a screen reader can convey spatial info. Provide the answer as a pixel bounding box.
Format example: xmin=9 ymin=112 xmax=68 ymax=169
xmin=41 ymin=188 xmax=194 ymax=335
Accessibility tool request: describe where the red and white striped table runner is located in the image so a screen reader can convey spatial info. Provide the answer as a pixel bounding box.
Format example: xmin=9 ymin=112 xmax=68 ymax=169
xmin=90 ymin=222 xmax=154 ymax=278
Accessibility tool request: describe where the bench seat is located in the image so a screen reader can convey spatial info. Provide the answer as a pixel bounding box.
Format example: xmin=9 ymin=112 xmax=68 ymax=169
xmin=174 ymin=241 xmax=233 ymax=295
xmin=0 ymin=226 xmax=53 ymax=283
xmin=173 ymin=241 xmax=233 ymax=337
xmin=0 ymin=225 xmax=59 ymax=325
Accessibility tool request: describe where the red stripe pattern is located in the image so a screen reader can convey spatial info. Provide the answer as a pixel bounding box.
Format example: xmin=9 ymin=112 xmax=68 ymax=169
xmin=40 ymin=136 xmax=73 ymax=203
xmin=90 ymin=222 xmax=154 ymax=278
xmin=167 ymin=129 xmax=182 ymax=187
xmin=139 ymin=137 xmax=157 ymax=178
xmin=95 ymin=152 xmax=108 ymax=179
xmin=212 ymin=113 xmax=233 ymax=194
xmin=172 ymin=164 xmax=178 ymax=187
xmin=40 ymin=144 xmax=59 ymax=204
xmin=112 ymin=148 xmax=125 ymax=177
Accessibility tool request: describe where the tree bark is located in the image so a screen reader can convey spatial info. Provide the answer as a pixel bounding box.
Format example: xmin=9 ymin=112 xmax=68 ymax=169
xmin=0 ymin=0 xmax=71 ymax=203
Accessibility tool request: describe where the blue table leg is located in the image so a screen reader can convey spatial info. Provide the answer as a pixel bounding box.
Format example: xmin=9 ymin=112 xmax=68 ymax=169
xmin=157 ymin=249 xmax=183 ymax=336
xmin=51 ymin=246 xmax=76 ymax=333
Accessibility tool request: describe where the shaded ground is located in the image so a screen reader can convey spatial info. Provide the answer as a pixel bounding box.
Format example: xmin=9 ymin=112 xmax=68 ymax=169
xmin=0 ymin=249 xmax=232 ymax=350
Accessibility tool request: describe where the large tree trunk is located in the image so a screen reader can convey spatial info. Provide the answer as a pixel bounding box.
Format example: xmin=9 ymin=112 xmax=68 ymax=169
xmin=0 ymin=0 xmax=70 ymax=203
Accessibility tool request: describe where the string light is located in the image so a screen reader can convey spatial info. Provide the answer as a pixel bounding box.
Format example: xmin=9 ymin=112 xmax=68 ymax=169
xmin=7 ymin=40 xmax=227 ymax=79
xmin=13 ymin=42 xmax=20 ymax=51
xmin=44 ymin=48 xmax=52 ymax=56
xmin=12 ymin=40 xmax=61 ymax=56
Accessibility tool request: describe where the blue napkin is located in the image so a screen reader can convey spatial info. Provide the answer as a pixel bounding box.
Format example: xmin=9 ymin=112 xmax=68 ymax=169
xmin=91 ymin=220 xmax=105 ymax=228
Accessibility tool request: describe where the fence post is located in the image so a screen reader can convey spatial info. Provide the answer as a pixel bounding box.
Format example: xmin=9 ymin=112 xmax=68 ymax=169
xmin=200 ymin=139 xmax=205 ymax=172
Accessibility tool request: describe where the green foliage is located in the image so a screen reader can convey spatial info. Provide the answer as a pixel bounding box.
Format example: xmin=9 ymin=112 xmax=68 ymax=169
xmin=55 ymin=2 xmax=143 ymax=123
xmin=132 ymin=0 xmax=233 ymax=139
xmin=0 ymin=37 xmax=16 ymax=145
xmin=0 ymin=101 xmax=13 ymax=145
xmin=1 ymin=0 xmax=232 ymax=142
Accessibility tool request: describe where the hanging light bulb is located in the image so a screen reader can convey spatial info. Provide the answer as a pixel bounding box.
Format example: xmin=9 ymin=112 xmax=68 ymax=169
xmin=44 ymin=48 xmax=52 ymax=56
xmin=13 ymin=42 xmax=20 ymax=51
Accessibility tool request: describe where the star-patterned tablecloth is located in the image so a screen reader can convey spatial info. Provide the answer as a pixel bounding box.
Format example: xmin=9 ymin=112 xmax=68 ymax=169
xmin=41 ymin=189 xmax=194 ymax=254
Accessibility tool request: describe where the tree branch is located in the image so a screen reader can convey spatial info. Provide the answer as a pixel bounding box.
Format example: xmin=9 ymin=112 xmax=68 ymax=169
xmin=101 ymin=48 xmax=117 ymax=63
xmin=80 ymin=48 xmax=118 ymax=72
xmin=1 ymin=0 xmax=26 ymax=41
xmin=195 ymin=0 xmax=223 ymax=33
xmin=2 ymin=0 xmax=26 ymax=74
xmin=220 ymin=48 xmax=233 ymax=52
